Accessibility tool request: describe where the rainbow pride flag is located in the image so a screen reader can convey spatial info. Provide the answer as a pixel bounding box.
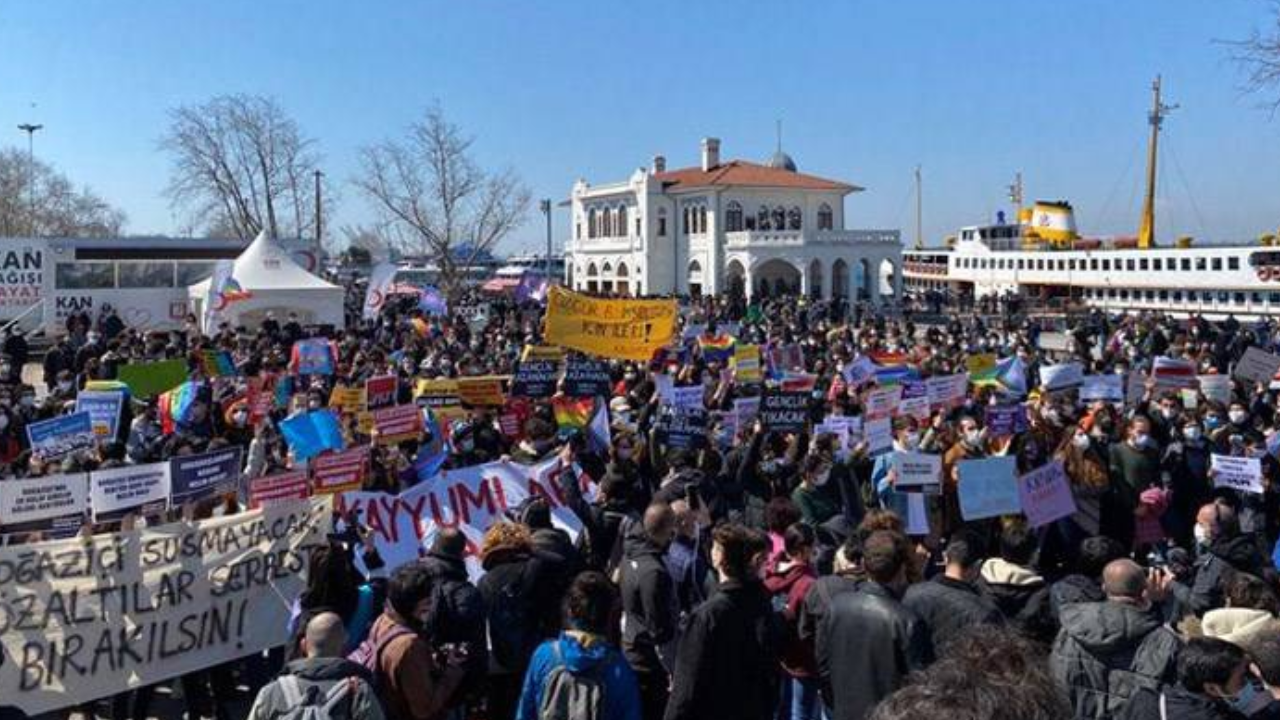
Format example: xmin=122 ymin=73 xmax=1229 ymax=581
xmin=552 ymin=396 xmax=595 ymax=436
xmin=199 ymin=350 xmax=238 ymax=378
xmin=697 ymin=334 xmax=736 ymax=363
xmin=158 ymin=381 xmax=202 ymax=435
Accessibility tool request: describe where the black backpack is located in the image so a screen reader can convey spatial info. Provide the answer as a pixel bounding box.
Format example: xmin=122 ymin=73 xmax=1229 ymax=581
xmin=487 ymin=563 xmax=539 ymax=670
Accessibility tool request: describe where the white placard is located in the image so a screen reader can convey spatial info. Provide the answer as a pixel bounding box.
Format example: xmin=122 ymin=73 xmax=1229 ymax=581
xmin=864 ymin=416 xmax=894 ymax=455
xmin=1080 ymin=374 xmax=1124 ymax=402
xmin=89 ymin=462 xmax=172 ymax=520
xmin=0 ymin=473 xmax=89 ymax=526
xmin=1234 ymin=347 xmax=1280 ymax=385
xmin=1040 ymin=362 xmax=1084 ymax=391
xmin=1211 ymin=454 xmax=1264 ymax=495
xmin=892 ymin=451 xmax=941 ymax=490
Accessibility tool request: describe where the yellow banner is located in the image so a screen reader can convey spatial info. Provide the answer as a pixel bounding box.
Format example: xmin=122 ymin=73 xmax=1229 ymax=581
xmin=544 ymin=286 xmax=677 ymax=361
xmin=457 ymin=376 xmax=509 ymax=407
xmin=414 ymin=378 xmax=459 ymax=403
xmin=522 ymin=345 xmax=566 ymax=362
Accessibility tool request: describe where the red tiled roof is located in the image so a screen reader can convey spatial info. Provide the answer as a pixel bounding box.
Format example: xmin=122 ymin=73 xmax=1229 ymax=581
xmin=653 ymin=160 xmax=861 ymax=192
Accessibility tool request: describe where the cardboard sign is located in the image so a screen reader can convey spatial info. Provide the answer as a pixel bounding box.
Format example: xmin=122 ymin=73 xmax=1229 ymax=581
xmin=864 ymin=416 xmax=893 ymax=455
xmin=957 ymin=456 xmax=1020 ymax=520
xmin=898 ymin=394 xmax=932 ymax=421
xmin=562 ymin=357 xmax=613 ymax=397
xmin=1234 ymin=347 xmax=1280 ymax=385
xmin=985 ymin=404 xmax=1026 ymax=437
xmin=292 ymin=338 xmax=336 ymax=375
xmin=892 ymin=452 xmax=941 ymax=491
xmin=510 ymin=359 xmax=560 ymax=398
xmin=1080 ymin=375 xmax=1124 ymax=402
xmin=456 ymin=376 xmax=508 ymax=407
xmin=248 ymin=470 xmax=312 ymax=509
xmin=0 ymin=498 xmax=330 ymax=716
xmin=373 ymin=404 xmax=424 ymax=444
xmin=26 ymin=411 xmax=95 ymax=460
xmin=841 ymin=356 xmax=876 ymax=387
xmin=89 ymin=461 xmax=171 ymax=521
xmin=1198 ymin=375 xmax=1232 ymax=406
xmin=328 ymin=385 xmax=366 ymax=414
xmin=75 ymin=390 xmax=124 ymax=438
xmin=865 ymin=386 xmax=904 ymax=420
xmin=313 ymin=446 xmax=370 ymax=495
xmin=117 ymin=359 xmax=188 ymax=398
xmin=926 ymin=373 xmax=968 ymax=409
xmin=170 ymin=447 xmax=244 ymax=505
xmin=414 ymin=378 xmax=461 ymax=409
xmin=0 ymin=473 xmax=89 ymax=529
xmin=1040 ymin=362 xmax=1084 ymax=391
xmin=544 ymin=286 xmax=678 ymax=361
xmin=665 ymin=409 xmax=708 ymax=450
xmin=365 ymin=375 xmax=398 ymax=411
xmin=1152 ymin=356 xmax=1198 ymax=390
xmin=1211 ymin=454 xmax=1264 ymax=495
xmin=760 ymin=390 xmax=809 ymax=433
xmin=1018 ymin=461 xmax=1077 ymax=527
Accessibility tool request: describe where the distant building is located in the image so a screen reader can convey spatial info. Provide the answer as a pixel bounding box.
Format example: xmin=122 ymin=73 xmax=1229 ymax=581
xmin=564 ymin=137 xmax=903 ymax=301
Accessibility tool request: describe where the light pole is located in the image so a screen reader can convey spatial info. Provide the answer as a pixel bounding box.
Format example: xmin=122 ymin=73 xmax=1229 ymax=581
xmin=17 ymin=123 xmax=42 ymax=236
xmin=539 ymin=199 xmax=552 ymax=280
xmin=313 ymin=169 xmax=324 ymax=258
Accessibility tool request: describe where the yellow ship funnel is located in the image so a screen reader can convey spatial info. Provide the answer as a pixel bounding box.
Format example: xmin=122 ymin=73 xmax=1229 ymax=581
xmin=1025 ymin=201 xmax=1078 ymax=247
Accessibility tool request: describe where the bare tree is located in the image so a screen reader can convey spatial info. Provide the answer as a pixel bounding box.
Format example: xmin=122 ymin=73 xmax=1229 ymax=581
xmin=353 ymin=106 xmax=530 ymax=295
xmin=160 ymin=94 xmax=331 ymax=239
xmin=1226 ymin=2 xmax=1280 ymax=113
xmin=0 ymin=148 xmax=126 ymax=237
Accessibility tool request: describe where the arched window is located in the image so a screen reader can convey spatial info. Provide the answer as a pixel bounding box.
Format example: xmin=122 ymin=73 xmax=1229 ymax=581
xmin=818 ymin=203 xmax=834 ymax=230
xmin=788 ymin=206 xmax=802 ymax=230
xmin=602 ymin=262 xmax=613 ymax=276
xmin=698 ymin=207 xmax=708 ymax=234
xmin=588 ymin=208 xmax=598 ymax=238
xmin=618 ymin=205 xmax=628 ymax=237
xmin=725 ymin=201 xmax=744 ymax=232
xmin=587 ymin=263 xmax=598 ymax=277
xmin=772 ymin=206 xmax=786 ymax=231
xmin=616 ymin=262 xmax=629 ymax=277
xmin=758 ymin=206 xmax=771 ymax=230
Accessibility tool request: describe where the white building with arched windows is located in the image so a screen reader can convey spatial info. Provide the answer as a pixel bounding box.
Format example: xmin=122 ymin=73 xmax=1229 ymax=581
xmin=564 ymin=137 xmax=903 ymax=302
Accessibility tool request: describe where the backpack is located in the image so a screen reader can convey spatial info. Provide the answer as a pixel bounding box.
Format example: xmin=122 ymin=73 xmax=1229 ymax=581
xmin=275 ymin=674 xmax=354 ymax=720
xmin=487 ymin=563 xmax=538 ymax=670
xmin=538 ymin=641 xmax=605 ymax=720
xmin=347 ymin=622 xmax=414 ymax=694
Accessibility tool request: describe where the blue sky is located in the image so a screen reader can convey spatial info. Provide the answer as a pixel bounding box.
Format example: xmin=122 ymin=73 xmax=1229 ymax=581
xmin=2 ymin=0 xmax=1279 ymax=253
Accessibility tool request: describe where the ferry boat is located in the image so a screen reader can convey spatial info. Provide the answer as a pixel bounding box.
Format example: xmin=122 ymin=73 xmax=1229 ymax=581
xmin=903 ymin=76 xmax=1280 ymax=320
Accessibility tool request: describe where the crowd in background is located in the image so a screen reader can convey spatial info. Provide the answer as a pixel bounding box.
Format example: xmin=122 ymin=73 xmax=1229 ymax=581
xmin=11 ymin=281 xmax=1280 ymax=720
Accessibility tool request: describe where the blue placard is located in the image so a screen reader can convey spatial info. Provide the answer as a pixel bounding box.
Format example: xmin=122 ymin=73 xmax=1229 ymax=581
xmin=958 ymin=456 xmax=1021 ymax=521
xmin=26 ymin=411 xmax=95 ymax=459
xmin=76 ymin=390 xmax=124 ymax=439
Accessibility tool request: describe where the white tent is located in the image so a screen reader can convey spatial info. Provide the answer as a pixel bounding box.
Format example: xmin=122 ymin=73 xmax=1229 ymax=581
xmin=188 ymin=232 xmax=345 ymax=332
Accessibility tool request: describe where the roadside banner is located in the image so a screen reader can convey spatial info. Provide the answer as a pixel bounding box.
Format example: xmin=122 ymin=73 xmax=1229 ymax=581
xmin=75 ymin=390 xmax=124 ymax=439
xmin=26 ymin=411 xmax=95 ymax=460
xmin=544 ymin=286 xmax=677 ymax=361
xmin=0 ymin=497 xmax=331 ymax=715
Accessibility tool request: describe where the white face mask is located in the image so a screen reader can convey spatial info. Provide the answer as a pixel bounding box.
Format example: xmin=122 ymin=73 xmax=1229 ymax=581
xmin=1183 ymin=427 xmax=1201 ymax=442
xmin=1194 ymin=523 xmax=1211 ymax=546
xmin=57 ymin=381 xmax=72 ymax=391
xmin=902 ymin=432 xmax=921 ymax=450
xmin=1132 ymin=433 xmax=1150 ymax=448
xmin=812 ymin=469 xmax=831 ymax=487
xmin=0 ymin=415 xmax=10 ymax=430
xmin=1072 ymin=433 xmax=1090 ymax=450
xmin=1161 ymin=407 xmax=1179 ymax=421
xmin=1230 ymin=410 xmax=1249 ymax=425
xmin=964 ymin=429 xmax=982 ymax=447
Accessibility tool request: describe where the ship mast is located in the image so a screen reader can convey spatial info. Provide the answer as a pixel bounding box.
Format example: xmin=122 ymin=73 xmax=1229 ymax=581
xmin=1138 ymin=75 xmax=1177 ymax=249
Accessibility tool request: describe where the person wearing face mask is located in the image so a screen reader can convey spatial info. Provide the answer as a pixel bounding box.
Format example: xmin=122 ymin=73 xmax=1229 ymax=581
xmin=1166 ymin=420 xmax=1214 ymax=549
xmin=1118 ymin=637 xmax=1256 ymax=720
xmin=793 ymin=455 xmax=839 ymax=527
xmin=1105 ymin=417 xmax=1160 ymax=549
xmin=1239 ymin=633 xmax=1280 ymax=719
xmin=1187 ymin=502 xmax=1267 ymax=618
xmin=127 ymin=400 xmax=164 ymax=464
xmin=50 ymin=369 xmax=77 ymax=404
xmin=1214 ymin=402 xmax=1264 ymax=455
xmin=763 ymin=522 xmax=822 ymax=720
xmin=941 ymin=416 xmax=986 ymax=535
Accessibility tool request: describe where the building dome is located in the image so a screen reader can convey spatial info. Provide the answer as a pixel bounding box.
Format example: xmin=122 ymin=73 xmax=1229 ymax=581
xmin=766 ymin=150 xmax=797 ymax=172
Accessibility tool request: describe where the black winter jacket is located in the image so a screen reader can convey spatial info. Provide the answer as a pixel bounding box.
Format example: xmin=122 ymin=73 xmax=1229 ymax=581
xmin=619 ymin=526 xmax=679 ymax=677
xmin=1050 ymin=601 xmax=1181 ymax=720
xmin=663 ymin=579 xmax=782 ymax=720
xmin=903 ymin=575 xmax=1003 ymax=652
xmin=817 ymin=582 xmax=933 ymax=720
xmin=1189 ymin=534 xmax=1267 ymax=616
xmin=1119 ymin=686 xmax=1247 ymax=720
xmin=416 ymin=552 xmax=487 ymax=684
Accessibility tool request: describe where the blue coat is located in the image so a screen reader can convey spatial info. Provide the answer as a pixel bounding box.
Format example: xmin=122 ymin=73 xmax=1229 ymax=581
xmin=516 ymin=633 xmax=642 ymax=720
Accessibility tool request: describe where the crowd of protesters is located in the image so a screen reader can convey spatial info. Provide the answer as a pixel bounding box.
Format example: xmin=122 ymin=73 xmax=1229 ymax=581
xmin=11 ymin=278 xmax=1280 ymax=720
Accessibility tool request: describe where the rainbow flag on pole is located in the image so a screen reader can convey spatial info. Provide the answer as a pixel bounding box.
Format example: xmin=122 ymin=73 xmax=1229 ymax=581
xmin=158 ymin=381 xmax=202 ymax=435
xmin=198 ymin=350 xmax=238 ymax=378
xmin=552 ymin=396 xmax=595 ymax=437
xmin=697 ymin=334 xmax=736 ymax=363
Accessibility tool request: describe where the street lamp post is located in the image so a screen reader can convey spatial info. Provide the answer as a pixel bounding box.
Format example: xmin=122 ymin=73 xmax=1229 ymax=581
xmin=539 ymin=199 xmax=552 ymax=280
xmin=17 ymin=123 xmax=42 ymax=236
xmin=313 ymin=169 xmax=324 ymax=258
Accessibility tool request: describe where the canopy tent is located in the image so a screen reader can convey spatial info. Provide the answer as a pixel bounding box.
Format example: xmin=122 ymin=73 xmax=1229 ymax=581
xmin=188 ymin=232 xmax=344 ymax=332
